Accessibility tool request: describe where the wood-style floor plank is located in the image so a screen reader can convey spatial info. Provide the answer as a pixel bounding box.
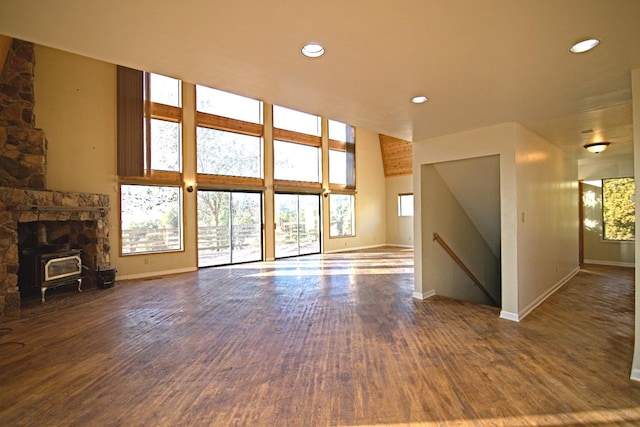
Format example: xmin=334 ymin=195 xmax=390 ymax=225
xmin=1 ymin=249 xmax=639 ymax=426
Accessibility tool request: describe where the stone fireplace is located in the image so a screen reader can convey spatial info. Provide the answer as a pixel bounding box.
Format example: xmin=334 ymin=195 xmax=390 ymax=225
xmin=0 ymin=38 xmax=111 ymax=317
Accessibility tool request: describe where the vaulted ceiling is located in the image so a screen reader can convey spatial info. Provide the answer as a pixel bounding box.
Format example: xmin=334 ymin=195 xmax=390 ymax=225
xmin=1 ymin=0 xmax=639 ymax=162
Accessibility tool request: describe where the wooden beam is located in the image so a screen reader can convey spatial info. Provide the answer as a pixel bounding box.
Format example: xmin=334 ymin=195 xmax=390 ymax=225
xmin=197 ymin=174 xmax=264 ymax=188
xmin=196 ymin=112 xmax=263 ymax=137
xmin=0 ymin=36 xmax=12 ymax=75
xmin=273 ymin=128 xmax=322 ymax=147
xmin=150 ymin=103 xmax=181 ymax=122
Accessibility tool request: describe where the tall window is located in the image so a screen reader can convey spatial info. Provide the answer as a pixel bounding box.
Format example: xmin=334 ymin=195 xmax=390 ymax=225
xmin=603 ymin=177 xmax=635 ymax=241
xmin=328 ymin=119 xmax=355 ymax=188
xmin=196 ymin=85 xmax=264 ymax=184
xmin=120 ymin=184 xmax=183 ymax=254
xmin=116 ymin=69 xmax=183 ymax=178
xmin=330 ymin=194 xmax=355 ymax=237
xmin=145 ymin=73 xmax=182 ymax=175
xmin=118 ymin=71 xmax=184 ymax=255
xmin=273 ymin=106 xmax=322 ymax=185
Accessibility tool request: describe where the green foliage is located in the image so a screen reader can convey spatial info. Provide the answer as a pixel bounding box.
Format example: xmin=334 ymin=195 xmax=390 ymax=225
xmin=603 ymin=177 xmax=635 ymax=241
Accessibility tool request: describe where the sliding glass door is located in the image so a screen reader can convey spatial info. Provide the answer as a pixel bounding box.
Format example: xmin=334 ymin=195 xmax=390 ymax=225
xmin=275 ymin=193 xmax=320 ymax=258
xmin=197 ymin=190 xmax=262 ymax=267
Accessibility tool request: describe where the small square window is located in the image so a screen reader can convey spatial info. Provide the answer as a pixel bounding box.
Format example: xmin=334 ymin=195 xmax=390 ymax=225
xmin=398 ymin=194 xmax=413 ymax=217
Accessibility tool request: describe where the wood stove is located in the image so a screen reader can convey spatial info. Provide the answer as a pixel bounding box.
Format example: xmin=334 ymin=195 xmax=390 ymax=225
xmin=18 ymin=248 xmax=83 ymax=303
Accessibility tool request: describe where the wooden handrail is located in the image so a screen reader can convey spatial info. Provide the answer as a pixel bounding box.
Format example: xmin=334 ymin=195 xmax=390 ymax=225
xmin=433 ymin=233 xmax=498 ymax=306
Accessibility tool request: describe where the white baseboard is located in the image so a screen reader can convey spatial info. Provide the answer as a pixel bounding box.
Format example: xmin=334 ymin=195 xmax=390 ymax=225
xmin=324 ymin=243 xmax=388 ymax=254
xmin=631 ymin=368 xmax=640 ymax=383
xmin=499 ymin=311 xmax=520 ymax=322
xmin=117 ymin=267 xmax=197 ymax=281
xmin=385 ymin=244 xmax=414 ymax=249
xmin=413 ymin=289 xmax=436 ymax=300
xmin=517 ymin=267 xmax=580 ymax=321
xmin=583 ymin=259 xmax=634 ymax=268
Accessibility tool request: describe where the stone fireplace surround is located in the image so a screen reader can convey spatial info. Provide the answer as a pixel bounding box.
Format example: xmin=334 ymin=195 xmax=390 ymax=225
xmin=0 ymin=188 xmax=111 ymax=316
xmin=0 ymin=39 xmax=112 ymax=317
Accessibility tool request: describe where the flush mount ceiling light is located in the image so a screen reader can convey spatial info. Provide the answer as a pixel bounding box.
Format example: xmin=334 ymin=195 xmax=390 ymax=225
xmin=570 ymin=38 xmax=600 ymax=53
xmin=584 ymin=142 xmax=610 ymax=153
xmin=302 ymin=43 xmax=325 ymax=58
xmin=411 ymin=95 xmax=428 ymax=104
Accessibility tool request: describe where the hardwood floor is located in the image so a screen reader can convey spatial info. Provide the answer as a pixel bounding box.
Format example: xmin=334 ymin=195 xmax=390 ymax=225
xmin=1 ymin=248 xmax=639 ymax=426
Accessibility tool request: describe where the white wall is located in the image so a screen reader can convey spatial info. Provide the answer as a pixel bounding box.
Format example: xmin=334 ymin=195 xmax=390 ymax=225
xmin=385 ymin=175 xmax=413 ymax=246
xmin=514 ymin=124 xmax=579 ymax=316
xmin=579 ymin=154 xmax=634 ymax=181
xmin=413 ymin=123 xmax=518 ymax=313
xmin=631 ymin=68 xmax=640 ymax=382
xmin=413 ymin=122 xmax=579 ymax=320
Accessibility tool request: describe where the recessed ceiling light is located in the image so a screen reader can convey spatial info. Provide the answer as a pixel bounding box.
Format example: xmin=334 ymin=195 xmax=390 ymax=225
xmin=302 ymin=43 xmax=325 ymax=58
xmin=411 ymin=95 xmax=428 ymax=104
xmin=570 ymin=38 xmax=600 ymax=53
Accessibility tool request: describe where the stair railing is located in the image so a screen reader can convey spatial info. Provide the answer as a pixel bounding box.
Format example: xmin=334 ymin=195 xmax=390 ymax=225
xmin=432 ymin=232 xmax=498 ymax=306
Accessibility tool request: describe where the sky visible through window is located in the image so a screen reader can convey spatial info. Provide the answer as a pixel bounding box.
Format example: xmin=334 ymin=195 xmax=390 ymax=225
xmin=149 ymin=73 xmax=181 ymax=107
xmin=196 ymin=85 xmax=262 ymax=124
xmin=273 ymin=105 xmax=321 ymax=136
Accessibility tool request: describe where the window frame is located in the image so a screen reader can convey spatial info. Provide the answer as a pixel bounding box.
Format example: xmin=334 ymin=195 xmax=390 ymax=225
xmin=272 ymin=105 xmax=323 ymax=191
xmin=328 ymin=119 xmax=355 ymax=191
xmin=398 ymin=193 xmax=414 ymax=217
xmin=143 ymin=72 xmax=183 ymax=180
xmin=329 ymin=193 xmax=356 ymax=238
xmin=119 ymin=183 xmax=184 ymax=256
xmin=195 ymin=85 xmax=265 ymax=189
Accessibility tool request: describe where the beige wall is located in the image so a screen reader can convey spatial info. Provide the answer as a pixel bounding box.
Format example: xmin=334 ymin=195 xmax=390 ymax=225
xmin=34 ymin=45 xmax=198 ymax=279
xmin=33 ymin=44 xmax=387 ymax=278
xmin=385 ymin=174 xmax=413 ymax=246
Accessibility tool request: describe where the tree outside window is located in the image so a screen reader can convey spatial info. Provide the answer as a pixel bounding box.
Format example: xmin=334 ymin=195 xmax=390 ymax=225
xmin=603 ymin=177 xmax=635 ymax=241
xmin=330 ymin=194 xmax=355 ymax=237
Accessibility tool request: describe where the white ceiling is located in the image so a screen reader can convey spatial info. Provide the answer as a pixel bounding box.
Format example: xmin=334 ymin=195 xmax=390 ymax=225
xmin=1 ymin=0 xmax=639 ymax=161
